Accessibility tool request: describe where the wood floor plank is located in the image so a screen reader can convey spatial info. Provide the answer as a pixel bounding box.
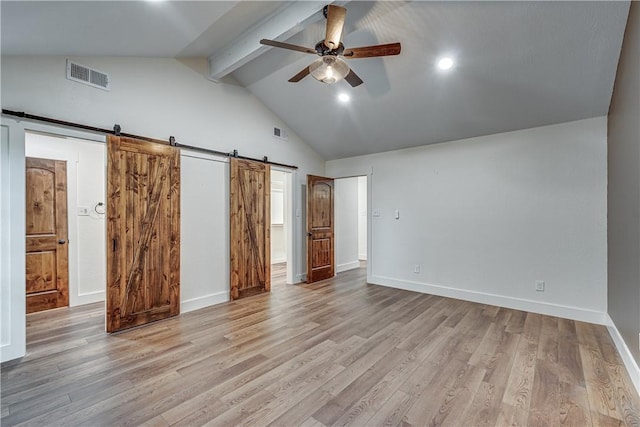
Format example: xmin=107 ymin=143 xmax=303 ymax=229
xmin=137 ymin=414 xmax=170 ymax=427
xmin=267 ymin=389 xmax=335 ymax=427
xmin=403 ymin=357 xmax=484 ymax=426
xmin=607 ymin=363 xmax=640 ymax=426
xmin=580 ymin=343 xmax=626 ymax=422
xmin=299 ymin=416 xmax=327 ymax=427
xmin=3 ymin=394 xmax=71 ymax=426
xmin=497 ymin=316 xmax=539 ymax=426
xmin=162 ymin=396 xmax=229 ymax=426
xmin=329 ymin=322 xmax=452 ymax=426
xmin=366 ymin=389 xmax=413 ymax=427
xmin=312 ymin=346 xmax=408 ymax=426
xmin=2 ymin=263 xmax=638 ymax=427
xmin=221 ymin=339 xmax=337 ymax=407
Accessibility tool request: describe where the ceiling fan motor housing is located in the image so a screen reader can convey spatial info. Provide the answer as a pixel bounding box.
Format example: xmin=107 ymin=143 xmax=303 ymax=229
xmin=315 ymin=41 xmax=344 ymax=56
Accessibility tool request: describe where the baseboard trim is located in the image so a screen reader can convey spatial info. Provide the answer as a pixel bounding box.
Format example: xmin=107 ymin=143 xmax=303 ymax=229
xmin=606 ymin=315 xmax=640 ymax=396
xmin=1 ymin=342 xmax=25 ymax=363
xmin=337 ymin=261 xmax=360 ymax=273
xmin=73 ymin=290 xmax=105 ymax=307
xmin=271 ymin=257 xmax=286 ymax=264
xmin=359 ymin=254 xmax=367 ymax=261
xmin=368 ymin=275 xmax=608 ymax=325
xmin=181 ymin=291 xmax=229 ymax=313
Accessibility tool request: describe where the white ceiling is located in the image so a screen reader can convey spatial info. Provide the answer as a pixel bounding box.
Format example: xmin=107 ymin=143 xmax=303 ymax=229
xmin=1 ymin=1 xmax=630 ymax=160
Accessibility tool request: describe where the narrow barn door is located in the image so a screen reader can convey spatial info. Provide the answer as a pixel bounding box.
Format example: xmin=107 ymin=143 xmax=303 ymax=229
xmin=306 ymin=175 xmax=335 ymax=283
xmin=25 ymin=157 xmax=69 ymax=313
xmin=106 ymin=136 xmax=180 ymax=333
xmin=230 ymin=158 xmax=270 ymax=299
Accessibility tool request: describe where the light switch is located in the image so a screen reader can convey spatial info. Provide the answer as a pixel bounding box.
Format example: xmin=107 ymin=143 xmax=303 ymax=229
xmin=77 ymin=206 xmax=90 ymax=216
xmin=394 ymin=209 xmax=400 ymax=219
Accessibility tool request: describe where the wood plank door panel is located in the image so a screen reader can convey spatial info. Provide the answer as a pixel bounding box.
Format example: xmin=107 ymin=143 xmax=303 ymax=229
xmin=106 ymin=136 xmax=180 ymax=333
xmin=25 ymin=157 xmax=69 ymax=313
xmin=230 ymin=158 xmax=270 ymax=299
xmin=306 ymin=175 xmax=334 ymax=283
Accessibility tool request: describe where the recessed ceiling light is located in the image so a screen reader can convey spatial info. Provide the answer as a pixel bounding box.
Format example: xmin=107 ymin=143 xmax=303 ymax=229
xmin=338 ymin=93 xmax=350 ymax=103
xmin=437 ymin=57 xmax=454 ymax=71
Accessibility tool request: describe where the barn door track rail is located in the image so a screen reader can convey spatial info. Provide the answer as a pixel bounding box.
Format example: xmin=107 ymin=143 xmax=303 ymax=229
xmin=2 ymin=109 xmax=298 ymax=170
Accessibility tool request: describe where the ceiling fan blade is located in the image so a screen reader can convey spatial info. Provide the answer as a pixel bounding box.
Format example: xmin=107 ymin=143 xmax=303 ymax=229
xmin=288 ymin=66 xmax=311 ymax=82
xmin=343 ymin=42 xmax=402 ymax=59
xmin=260 ymin=39 xmax=316 ymax=54
xmin=344 ymin=69 xmax=363 ymax=87
xmin=324 ymin=5 xmax=347 ymax=50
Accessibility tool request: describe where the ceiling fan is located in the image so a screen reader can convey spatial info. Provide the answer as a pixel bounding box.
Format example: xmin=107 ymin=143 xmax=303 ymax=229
xmin=260 ymin=4 xmax=401 ymax=87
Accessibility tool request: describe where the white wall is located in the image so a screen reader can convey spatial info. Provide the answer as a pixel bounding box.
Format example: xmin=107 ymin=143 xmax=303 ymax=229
xmin=358 ymin=176 xmax=367 ymax=260
xmin=25 ymin=132 xmax=106 ymax=306
xmin=271 ymin=227 xmax=286 ymax=263
xmin=327 ymin=117 xmax=608 ymax=324
xmin=1 ymin=55 xmax=325 ymax=361
xmin=607 ymin=1 xmax=640 ymax=392
xmin=1 ymin=126 xmax=15 ymax=351
xmin=1 ymin=123 xmax=26 ymax=362
xmin=335 ymin=177 xmax=360 ymax=273
xmin=180 ymin=154 xmax=230 ymax=312
xmin=271 ymin=170 xmax=286 ymax=264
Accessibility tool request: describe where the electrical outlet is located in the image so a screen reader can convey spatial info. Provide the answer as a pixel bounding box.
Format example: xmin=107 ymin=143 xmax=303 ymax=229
xmin=372 ymin=209 xmax=381 ymax=217
xmin=535 ymin=280 xmax=545 ymax=292
xmin=414 ymin=264 xmax=420 ymax=274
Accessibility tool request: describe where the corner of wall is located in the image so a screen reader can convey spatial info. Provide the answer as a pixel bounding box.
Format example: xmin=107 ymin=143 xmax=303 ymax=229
xmin=336 ymin=261 xmax=361 ymax=273
xmin=607 ymin=315 xmax=640 ymax=396
xmin=181 ymin=291 xmax=230 ymax=314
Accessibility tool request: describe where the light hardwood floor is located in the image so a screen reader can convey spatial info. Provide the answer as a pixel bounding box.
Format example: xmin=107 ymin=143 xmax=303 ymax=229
xmin=2 ymin=264 xmax=639 ymax=426
xmin=272 ymin=262 xmax=287 ymax=285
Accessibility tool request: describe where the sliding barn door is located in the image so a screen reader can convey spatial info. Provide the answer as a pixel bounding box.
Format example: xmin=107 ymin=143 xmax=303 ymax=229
xmin=230 ymin=158 xmax=270 ymax=299
xmin=106 ymin=135 xmax=180 ymax=333
xmin=306 ymin=175 xmax=335 ymax=283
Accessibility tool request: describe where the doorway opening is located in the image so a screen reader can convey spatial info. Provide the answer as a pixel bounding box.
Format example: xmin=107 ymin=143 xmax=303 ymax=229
xmin=25 ymin=131 xmax=106 ymax=315
xmin=334 ymin=175 xmax=367 ymax=273
xmin=271 ymin=169 xmax=293 ymax=288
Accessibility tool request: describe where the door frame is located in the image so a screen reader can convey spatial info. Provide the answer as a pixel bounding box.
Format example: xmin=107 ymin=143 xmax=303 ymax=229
xmin=332 ymin=175 xmax=368 ymax=275
xmin=270 ymin=167 xmax=296 ymax=285
xmin=1 ymin=117 xmax=105 ymax=362
xmin=24 ymin=132 xmax=107 ymax=308
xmin=313 ymin=172 xmax=373 ymax=283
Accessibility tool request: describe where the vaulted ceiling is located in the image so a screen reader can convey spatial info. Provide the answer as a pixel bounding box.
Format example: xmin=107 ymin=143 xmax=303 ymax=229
xmin=1 ymin=1 xmax=630 ymax=160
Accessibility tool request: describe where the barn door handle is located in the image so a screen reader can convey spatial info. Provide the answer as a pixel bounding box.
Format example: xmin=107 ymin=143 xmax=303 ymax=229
xmin=307 ymin=232 xmax=312 ymax=237
xmin=58 ymin=239 xmax=66 ymax=244
xmin=112 ymin=239 xmax=117 ymax=252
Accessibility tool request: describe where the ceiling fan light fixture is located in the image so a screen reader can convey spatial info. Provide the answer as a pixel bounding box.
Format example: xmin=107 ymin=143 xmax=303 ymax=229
xmin=437 ymin=57 xmax=454 ymax=71
xmin=309 ymin=56 xmax=349 ymax=84
xmin=338 ymin=93 xmax=350 ymax=102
